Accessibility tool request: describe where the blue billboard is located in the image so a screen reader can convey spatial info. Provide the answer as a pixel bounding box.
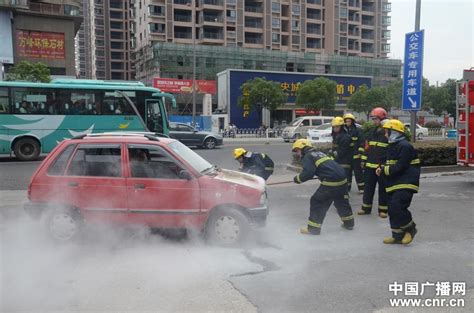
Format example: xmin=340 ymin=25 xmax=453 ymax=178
xmin=228 ymin=70 xmax=372 ymax=128
xmin=402 ymin=30 xmax=424 ymax=111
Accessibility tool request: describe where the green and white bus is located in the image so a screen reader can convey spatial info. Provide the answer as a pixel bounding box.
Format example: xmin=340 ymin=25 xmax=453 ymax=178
xmin=0 ymin=79 xmax=176 ymax=160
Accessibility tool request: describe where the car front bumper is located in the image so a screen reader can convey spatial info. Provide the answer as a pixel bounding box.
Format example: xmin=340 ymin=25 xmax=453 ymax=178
xmin=246 ymin=205 xmax=268 ymax=227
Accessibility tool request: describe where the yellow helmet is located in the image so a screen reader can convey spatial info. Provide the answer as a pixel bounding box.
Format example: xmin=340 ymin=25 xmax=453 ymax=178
xmin=343 ymin=113 xmax=356 ymax=121
xmin=233 ymin=148 xmax=247 ymax=159
xmin=331 ymin=116 xmax=345 ymax=127
xmin=292 ymin=139 xmax=312 ymax=151
xmin=383 ymin=119 xmax=406 ymax=134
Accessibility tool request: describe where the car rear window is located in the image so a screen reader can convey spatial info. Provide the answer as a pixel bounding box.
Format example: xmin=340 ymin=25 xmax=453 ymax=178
xmin=66 ymin=144 xmax=122 ymax=177
xmin=47 ymin=144 xmax=76 ymax=176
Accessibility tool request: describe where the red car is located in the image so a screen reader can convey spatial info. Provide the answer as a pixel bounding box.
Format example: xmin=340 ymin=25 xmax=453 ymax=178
xmin=24 ymin=133 xmax=268 ymax=245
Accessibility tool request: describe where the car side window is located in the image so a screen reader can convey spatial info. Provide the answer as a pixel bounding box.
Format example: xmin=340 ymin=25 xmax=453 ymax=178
xmin=179 ymin=124 xmax=193 ymax=132
xmin=312 ymin=119 xmax=322 ymax=126
xmin=128 ymin=145 xmax=183 ymax=179
xmin=66 ymin=145 xmax=122 ymax=177
xmin=301 ymin=119 xmax=310 ymax=126
xmin=169 ymin=124 xmax=179 ymax=131
xmin=47 ymin=144 xmax=76 ymax=176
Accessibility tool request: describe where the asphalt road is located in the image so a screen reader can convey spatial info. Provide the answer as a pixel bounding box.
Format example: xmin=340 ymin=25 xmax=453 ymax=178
xmin=1 ymin=143 xmax=473 ymax=312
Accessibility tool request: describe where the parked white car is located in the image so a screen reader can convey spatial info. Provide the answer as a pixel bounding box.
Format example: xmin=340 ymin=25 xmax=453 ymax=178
xmin=404 ymin=123 xmax=429 ymax=139
xmin=306 ymin=123 xmax=333 ymax=143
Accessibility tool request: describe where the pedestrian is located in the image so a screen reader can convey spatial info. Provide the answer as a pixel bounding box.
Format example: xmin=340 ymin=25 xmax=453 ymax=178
xmin=344 ymin=113 xmax=365 ymax=194
xmin=292 ymin=139 xmax=354 ymax=235
xmin=233 ymin=148 xmax=274 ymax=181
xmin=358 ymin=107 xmax=389 ymax=218
xmin=377 ymin=119 xmax=420 ymax=245
xmin=331 ymin=116 xmax=353 ymax=192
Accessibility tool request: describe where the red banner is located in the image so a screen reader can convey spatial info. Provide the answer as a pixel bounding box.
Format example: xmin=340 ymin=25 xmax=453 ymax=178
xmin=295 ymin=109 xmax=320 ymax=116
xmin=16 ymin=30 xmax=65 ymax=60
xmin=153 ymin=78 xmax=216 ymax=94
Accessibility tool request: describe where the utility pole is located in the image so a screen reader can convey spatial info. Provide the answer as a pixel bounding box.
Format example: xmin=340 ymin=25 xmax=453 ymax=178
xmin=411 ymin=0 xmax=421 ymax=142
xmin=191 ymin=0 xmax=197 ymax=127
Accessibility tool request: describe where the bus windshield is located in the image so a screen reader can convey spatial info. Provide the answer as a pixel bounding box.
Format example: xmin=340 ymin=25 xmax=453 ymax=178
xmin=0 ymin=80 xmax=176 ymax=161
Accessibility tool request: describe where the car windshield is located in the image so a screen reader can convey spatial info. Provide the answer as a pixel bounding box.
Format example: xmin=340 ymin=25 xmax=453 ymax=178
xmin=289 ymin=118 xmax=302 ymax=126
xmin=168 ymin=140 xmax=213 ymax=173
xmin=315 ymin=123 xmax=332 ymax=130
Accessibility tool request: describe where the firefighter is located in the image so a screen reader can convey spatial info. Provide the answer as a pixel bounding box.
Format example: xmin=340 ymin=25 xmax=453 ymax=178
xmin=292 ymin=139 xmax=354 ymax=235
xmin=377 ymin=119 xmax=420 ymax=245
xmin=358 ymin=107 xmax=389 ymax=218
xmin=233 ymin=148 xmax=274 ymax=181
xmin=343 ymin=113 xmax=365 ymax=194
xmin=331 ymin=116 xmax=353 ymax=191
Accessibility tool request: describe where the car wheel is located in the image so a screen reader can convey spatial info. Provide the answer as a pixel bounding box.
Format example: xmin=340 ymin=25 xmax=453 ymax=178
xmin=13 ymin=137 xmax=41 ymax=161
xmin=203 ymin=137 xmax=217 ymax=149
xmin=206 ymin=207 xmax=250 ymax=246
xmin=45 ymin=207 xmax=83 ymax=243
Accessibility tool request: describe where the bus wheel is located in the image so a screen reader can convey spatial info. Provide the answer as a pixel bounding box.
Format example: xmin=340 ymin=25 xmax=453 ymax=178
xmin=13 ymin=137 xmax=41 ymax=161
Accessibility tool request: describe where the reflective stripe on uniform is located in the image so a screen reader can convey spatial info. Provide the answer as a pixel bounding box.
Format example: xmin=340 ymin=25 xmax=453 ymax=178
xmin=401 ymin=220 xmax=414 ymax=230
xmin=315 ymin=156 xmax=333 ymax=167
xmin=321 ymin=178 xmax=347 ymax=187
xmin=308 ymin=220 xmax=322 ymax=228
xmin=341 ymin=215 xmax=354 ymax=221
xmin=296 ymin=175 xmax=302 ymax=183
xmin=391 ymin=228 xmax=404 ymax=234
xmin=340 ymin=164 xmax=351 ymax=169
xmin=384 ymin=165 xmax=390 ymax=176
xmin=362 ymin=203 xmax=372 ymax=208
xmin=344 ymin=194 xmax=349 ymax=199
xmin=357 ymin=182 xmax=365 ymax=187
xmin=350 ymin=143 xmax=355 ymax=147
xmin=368 ymin=141 xmax=388 ymax=148
xmin=358 ymin=147 xmax=365 ymax=153
xmin=265 ymin=167 xmax=274 ymax=171
xmin=361 ymin=155 xmax=368 ymax=160
xmin=386 ymin=158 xmax=421 ymax=165
xmin=351 ymin=137 xmax=358 ymax=141
xmin=353 ymin=154 xmax=361 ymax=159
xmin=379 ymin=205 xmax=388 ymax=212
xmin=365 ymin=162 xmax=379 ymax=169
xmin=386 ymin=184 xmax=419 ymax=193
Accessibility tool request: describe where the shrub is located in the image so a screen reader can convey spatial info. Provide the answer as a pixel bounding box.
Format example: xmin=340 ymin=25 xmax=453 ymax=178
xmin=291 ymin=140 xmax=456 ymax=167
xmin=424 ymin=121 xmax=443 ymax=129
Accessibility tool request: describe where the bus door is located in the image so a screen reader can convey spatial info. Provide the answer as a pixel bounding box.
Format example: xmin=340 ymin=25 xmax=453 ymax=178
xmin=145 ymin=99 xmax=167 ymax=135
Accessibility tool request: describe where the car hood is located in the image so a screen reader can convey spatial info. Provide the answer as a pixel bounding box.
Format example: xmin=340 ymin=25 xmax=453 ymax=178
xmin=213 ymin=169 xmax=265 ymax=191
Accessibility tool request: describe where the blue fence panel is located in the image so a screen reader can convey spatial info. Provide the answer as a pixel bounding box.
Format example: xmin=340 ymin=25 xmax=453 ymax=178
xmin=169 ymin=115 xmax=212 ymax=131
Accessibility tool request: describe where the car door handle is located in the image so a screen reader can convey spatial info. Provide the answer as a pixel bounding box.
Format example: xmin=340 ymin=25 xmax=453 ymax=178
xmin=134 ymin=183 xmax=145 ymax=189
xmin=68 ymin=182 xmax=79 ymax=187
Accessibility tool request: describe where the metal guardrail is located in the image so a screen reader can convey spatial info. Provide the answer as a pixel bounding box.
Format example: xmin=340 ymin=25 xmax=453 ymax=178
xmin=221 ymin=128 xmax=284 ymax=138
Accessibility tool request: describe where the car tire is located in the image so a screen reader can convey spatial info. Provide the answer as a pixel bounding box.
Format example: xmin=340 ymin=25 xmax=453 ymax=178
xmin=45 ymin=207 xmax=83 ymax=243
xmin=206 ymin=207 xmax=250 ymax=246
xmin=203 ymin=137 xmax=217 ymax=149
xmin=13 ymin=137 xmax=41 ymax=161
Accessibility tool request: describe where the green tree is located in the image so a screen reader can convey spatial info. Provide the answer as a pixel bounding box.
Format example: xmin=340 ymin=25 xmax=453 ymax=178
xmin=5 ymin=61 xmax=51 ymax=83
xmin=426 ymin=86 xmax=450 ymax=116
xmin=442 ymin=79 xmax=457 ymax=121
xmin=238 ymin=77 xmax=287 ymax=121
xmin=385 ymin=79 xmax=402 ymax=109
xmin=347 ymin=85 xmax=387 ymax=119
xmin=295 ymin=77 xmax=337 ymax=111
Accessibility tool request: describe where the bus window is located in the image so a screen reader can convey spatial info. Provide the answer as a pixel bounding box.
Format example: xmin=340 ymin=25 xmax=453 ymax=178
xmin=0 ymin=88 xmax=8 ymax=113
xmin=12 ymin=88 xmax=56 ymax=114
xmin=102 ymin=91 xmax=135 ymax=115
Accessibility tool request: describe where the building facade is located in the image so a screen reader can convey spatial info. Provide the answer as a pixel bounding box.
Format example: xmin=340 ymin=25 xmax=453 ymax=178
xmin=134 ymin=0 xmax=393 ymax=85
xmin=0 ymin=0 xmax=82 ymax=77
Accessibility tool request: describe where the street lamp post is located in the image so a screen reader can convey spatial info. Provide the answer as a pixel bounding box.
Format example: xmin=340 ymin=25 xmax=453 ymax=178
xmin=191 ymin=0 xmax=197 ymax=127
xmin=410 ymin=0 xmax=421 ymax=142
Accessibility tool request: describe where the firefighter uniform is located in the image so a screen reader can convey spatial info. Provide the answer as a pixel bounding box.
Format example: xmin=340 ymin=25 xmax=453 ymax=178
xmin=292 ymin=139 xmax=354 ymax=235
xmin=381 ymin=119 xmax=420 ymax=245
xmin=331 ymin=117 xmax=353 ymax=191
xmin=359 ymin=116 xmax=389 ymax=217
xmin=234 ymin=148 xmax=274 ymax=181
xmin=344 ymin=113 xmax=365 ymax=193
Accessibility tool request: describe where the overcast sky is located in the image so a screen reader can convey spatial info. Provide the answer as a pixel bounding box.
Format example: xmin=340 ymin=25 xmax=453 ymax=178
xmin=389 ymin=0 xmax=473 ymax=84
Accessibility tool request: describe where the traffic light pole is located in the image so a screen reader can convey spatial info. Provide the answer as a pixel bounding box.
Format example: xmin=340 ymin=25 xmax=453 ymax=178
xmin=411 ymin=0 xmax=421 ymax=142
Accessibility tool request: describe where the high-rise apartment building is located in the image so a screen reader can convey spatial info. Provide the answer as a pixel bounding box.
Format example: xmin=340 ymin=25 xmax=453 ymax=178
xmin=76 ymin=0 xmax=134 ymax=80
xmin=133 ymin=0 xmax=392 ymax=84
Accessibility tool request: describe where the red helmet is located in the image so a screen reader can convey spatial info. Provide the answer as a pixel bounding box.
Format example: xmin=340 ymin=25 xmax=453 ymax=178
xmin=370 ymin=107 xmax=388 ymax=120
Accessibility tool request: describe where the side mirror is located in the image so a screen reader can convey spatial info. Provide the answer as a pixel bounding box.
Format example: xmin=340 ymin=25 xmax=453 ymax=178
xmin=179 ymin=169 xmax=192 ymax=180
xmin=193 ymin=129 xmax=198 ymax=133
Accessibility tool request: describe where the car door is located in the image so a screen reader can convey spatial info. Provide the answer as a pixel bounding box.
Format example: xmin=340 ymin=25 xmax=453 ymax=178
xmin=169 ymin=123 xmax=186 ymax=142
xmin=125 ymin=144 xmax=201 ymax=228
xmin=63 ymin=143 xmax=129 ymax=224
xmin=178 ymin=124 xmax=200 ymax=146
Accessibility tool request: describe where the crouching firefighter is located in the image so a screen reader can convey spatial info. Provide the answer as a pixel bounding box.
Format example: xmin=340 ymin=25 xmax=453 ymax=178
xmin=343 ymin=113 xmax=365 ymax=193
xmin=331 ymin=116 xmax=353 ymax=191
xmin=377 ymin=119 xmax=420 ymax=245
xmin=358 ymin=107 xmax=389 ymax=218
xmin=233 ymin=148 xmax=274 ymax=181
xmin=292 ymin=139 xmax=354 ymax=235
